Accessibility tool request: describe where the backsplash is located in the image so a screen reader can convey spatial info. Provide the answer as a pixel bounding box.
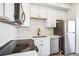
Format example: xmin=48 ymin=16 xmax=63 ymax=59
xmin=17 ymin=19 xmax=54 ymax=39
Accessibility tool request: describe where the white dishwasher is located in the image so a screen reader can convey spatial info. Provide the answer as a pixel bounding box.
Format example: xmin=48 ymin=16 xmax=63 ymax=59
xmin=50 ymin=37 xmax=60 ymax=54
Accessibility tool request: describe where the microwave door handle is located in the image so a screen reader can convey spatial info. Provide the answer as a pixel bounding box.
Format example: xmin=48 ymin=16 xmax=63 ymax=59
xmin=22 ymin=12 xmax=25 ymax=23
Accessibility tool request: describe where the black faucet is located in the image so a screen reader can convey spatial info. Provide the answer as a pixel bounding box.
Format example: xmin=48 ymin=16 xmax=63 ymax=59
xmin=37 ymin=28 xmax=41 ymax=36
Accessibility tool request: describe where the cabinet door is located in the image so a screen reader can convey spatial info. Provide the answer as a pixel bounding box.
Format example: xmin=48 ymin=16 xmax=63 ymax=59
xmin=21 ymin=3 xmax=30 ymax=27
xmin=4 ymin=3 xmax=14 ymax=21
xmin=39 ymin=6 xmax=47 ymax=18
xmin=47 ymin=8 xmax=56 ymax=27
xmin=40 ymin=43 xmax=50 ymax=56
xmin=0 ymin=3 xmax=3 ymax=16
xmin=30 ymin=5 xmax=40 ymax=17
xmin=40 ymin=38 xmax=50 ymax=56
xmin=56 ymin=10 xmax=67 ymax=20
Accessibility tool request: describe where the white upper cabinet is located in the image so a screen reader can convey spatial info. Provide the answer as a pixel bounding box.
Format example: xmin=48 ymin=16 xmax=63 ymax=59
xmin=4 ymin=3 xmax=14 ymax=21
xmin=30 ymin=4 xmax=56 ymax=27
xmin=30 ymin=5 xmax=40 ymax=17
xmin=39 ymin=6 xmax=47 ymax=18
xmin=46 ymin=8 xmax=56 ymax=27
xmin=30 ymin=4 xmax=47 ymax=18
xmin=21 ymin=3 xmax=30 ymax=27
xmin=56 ymin=11 xmax=67 ymax=20
xmin=0 ymin=3 xmax=3 ymax=16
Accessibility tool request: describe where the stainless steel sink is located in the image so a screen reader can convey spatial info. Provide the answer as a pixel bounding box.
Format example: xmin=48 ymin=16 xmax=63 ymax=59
xmin=33 ymin=36 xmax=46 ymax=38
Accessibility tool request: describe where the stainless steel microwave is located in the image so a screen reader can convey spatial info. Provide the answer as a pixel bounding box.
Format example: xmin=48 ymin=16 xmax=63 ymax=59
xmin=0 ymin=3 xmax=25 ymax=25
xmin=14 ymin=3 xmax=25 ymax=25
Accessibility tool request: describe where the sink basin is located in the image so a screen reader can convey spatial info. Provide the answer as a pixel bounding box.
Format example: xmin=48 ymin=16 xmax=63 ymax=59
xmin=33 ymin=36 xmax=46 ymax=38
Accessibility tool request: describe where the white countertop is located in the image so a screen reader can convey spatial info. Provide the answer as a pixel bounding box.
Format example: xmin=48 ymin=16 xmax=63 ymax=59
xmin=48 ymin=35 xmax=61 ymax=38
xmin=16 ymin=35 xmax=61 ymax=40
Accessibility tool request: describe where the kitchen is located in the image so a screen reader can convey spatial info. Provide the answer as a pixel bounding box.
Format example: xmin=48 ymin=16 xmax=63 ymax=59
xmin=0 ymin=3 xmax=79 ymax=56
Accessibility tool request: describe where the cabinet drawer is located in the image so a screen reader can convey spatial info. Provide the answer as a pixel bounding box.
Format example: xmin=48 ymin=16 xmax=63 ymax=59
xmin=33 ymin=39 xmax=41 ymax=46
xmin=40 ymin=38 xmax=50 ymax=43
xmin=33 ymin=37 xmax=50 ymax=45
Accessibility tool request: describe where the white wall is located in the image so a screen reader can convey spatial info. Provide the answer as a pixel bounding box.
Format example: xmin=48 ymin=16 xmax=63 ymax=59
xmin=0 ymin=22 xmax=17 ymax=47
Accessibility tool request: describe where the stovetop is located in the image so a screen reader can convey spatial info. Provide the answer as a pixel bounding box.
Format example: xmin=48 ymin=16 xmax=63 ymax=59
xmin=0 ymin=39 xmax=37 ymax=56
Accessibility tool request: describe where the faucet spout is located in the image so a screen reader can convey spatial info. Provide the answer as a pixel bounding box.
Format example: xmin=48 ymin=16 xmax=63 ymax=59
xmin=37 ymin=28 xmax=41 ymax=36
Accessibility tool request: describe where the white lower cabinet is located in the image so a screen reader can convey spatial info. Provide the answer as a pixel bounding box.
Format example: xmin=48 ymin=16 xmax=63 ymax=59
xmin=33 ymin=37 xmax=60 ymax=56
xmin=40 ymin=42 xmax=50 ymax=56
xmin=33 ymin=37 xmax=50 ymax=56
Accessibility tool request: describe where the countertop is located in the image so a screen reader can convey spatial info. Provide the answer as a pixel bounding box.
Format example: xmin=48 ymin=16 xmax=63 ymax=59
xmin=48 ymin=35 xmax=61 ymax=38
xmin=16 ymin=35 xmax=61 ymax=40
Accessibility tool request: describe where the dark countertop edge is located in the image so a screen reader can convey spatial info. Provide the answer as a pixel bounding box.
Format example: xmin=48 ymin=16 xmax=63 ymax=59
xmin=0 ymin=40 xmax=13 ymax=51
